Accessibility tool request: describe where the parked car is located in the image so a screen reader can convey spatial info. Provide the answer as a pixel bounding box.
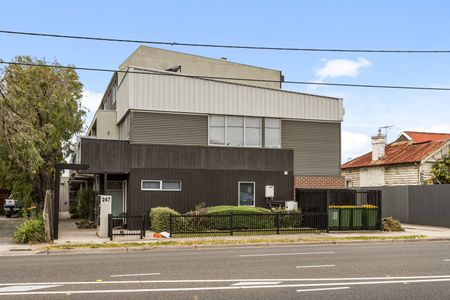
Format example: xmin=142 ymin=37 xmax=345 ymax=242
xmin=3 ymin=195 xmax=23 ymax=218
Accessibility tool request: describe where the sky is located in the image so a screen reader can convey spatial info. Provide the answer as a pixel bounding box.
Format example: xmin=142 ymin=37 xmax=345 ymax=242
xmin=1 ymin=0 xmax=450 ymax=162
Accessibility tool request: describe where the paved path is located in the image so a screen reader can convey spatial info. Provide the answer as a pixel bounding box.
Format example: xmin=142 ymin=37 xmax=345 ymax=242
xmin=0 ymin=216 xmax=29 ymax=256
xmin=0 ymin=216 xmax=21 ymax=245
xmin=1 ymin=241 xmax=450 ymax=299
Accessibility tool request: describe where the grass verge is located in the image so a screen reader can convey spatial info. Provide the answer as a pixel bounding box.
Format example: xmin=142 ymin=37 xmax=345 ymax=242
xmin=42 ymin=235 xmax=427 ymax=251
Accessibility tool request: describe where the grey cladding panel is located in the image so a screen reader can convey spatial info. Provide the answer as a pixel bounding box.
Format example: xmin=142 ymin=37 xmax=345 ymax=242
xmin=131 ymin=111 xmax=208 ymax=145
xmin=282 ymin=120 xmax=340 ymax=176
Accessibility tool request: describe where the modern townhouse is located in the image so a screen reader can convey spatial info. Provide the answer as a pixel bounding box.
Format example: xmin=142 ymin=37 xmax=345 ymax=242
xmin=70 ymin=46 xmax=344 ymax=217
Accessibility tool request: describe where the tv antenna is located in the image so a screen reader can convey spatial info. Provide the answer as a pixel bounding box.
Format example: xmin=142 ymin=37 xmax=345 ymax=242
xmin=378 ymin=125 xmax=394 ymax=137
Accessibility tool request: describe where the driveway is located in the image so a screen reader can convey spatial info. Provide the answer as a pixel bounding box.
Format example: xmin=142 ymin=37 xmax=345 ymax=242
xmin=0 ymin=215 xmax=21 ymax=245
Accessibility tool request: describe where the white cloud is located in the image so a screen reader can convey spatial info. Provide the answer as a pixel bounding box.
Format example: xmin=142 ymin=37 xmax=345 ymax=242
xmin=342 ymin=131 xmax=372 ymax=162
xmin=82 ymin=89 xmax=103 ymax=113
xmin=81 ymin=89 xmax=103 ymax=131
xmin=315 ymin=57 xmax=372 ymax=81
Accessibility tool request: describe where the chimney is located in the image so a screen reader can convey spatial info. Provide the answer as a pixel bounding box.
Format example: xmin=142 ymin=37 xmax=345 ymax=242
xmin=372 ymin=129 xmax=386 ymax=161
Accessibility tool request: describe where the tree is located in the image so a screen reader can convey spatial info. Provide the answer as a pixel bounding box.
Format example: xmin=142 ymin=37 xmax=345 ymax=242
xmin=0 ymin=56 xmax=86 ymax=207
xmin=431 ymin=151 xmax=450 ymax=184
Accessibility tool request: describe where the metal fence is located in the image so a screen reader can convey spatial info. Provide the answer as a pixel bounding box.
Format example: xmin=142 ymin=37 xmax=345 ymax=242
xmin=374 ymin=184 xmax=450 ymax=227
xmin=296 ymin=189 xmax=382 ymax=231
xmin=168 ymin=212 xmax=328 ymax=237
xmin=108 ymin=214 xmax=147 ymax=241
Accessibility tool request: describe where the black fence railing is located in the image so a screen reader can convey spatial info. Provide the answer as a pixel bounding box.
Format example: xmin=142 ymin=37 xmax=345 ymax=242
xmin=108 ymin=214 xmax=147 ymax=241
xmin=297 ymin=189 xmax=382 ymax=231
xmin=168 ymin=212 xmax=328 ymax=237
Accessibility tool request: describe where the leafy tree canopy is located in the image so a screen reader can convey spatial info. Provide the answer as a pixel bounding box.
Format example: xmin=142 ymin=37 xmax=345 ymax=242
xmin=431 ymin=151 xmax=450 ymax=184
xmin=0 ymin=56 xmax=86 ymax=207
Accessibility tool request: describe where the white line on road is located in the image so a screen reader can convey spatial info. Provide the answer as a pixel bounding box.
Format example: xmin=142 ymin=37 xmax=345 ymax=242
xmin=297 ymin=287 xmax=349 ymax=292
xmin=0 ymin=285 xmax=61 ymax=292
xmin=3 ymin=277 xmax=450 ymax=296
xmin=232 ymin=282 xmax=281 ymax=286
xmin=296 ymin=265 xmax=336 ymax=269
xmin=443 ymin=259 xmax=450 ymax=262
xmin=3 ymin=274 xmax=450 ymax=286
xmin=111 ymin=273 xmax=160 ymax=278
xmin=239 ymin=251 xmax=334 ymax=257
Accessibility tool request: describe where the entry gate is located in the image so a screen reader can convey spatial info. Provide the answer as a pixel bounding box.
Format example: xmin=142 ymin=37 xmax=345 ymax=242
xmin=108 ymin=214 xmax=147 ymax=241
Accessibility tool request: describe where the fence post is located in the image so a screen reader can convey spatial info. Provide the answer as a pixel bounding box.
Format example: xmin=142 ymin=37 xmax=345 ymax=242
xmin=229 ymin=213 xmax=233 ymax=236
xmin=108 ymin=214 xmax=113 ymax=241
xmin=326 ymin=191 xmax=330 ymax=233
xmin=141 ymin=214 xmax=145 ymax=239
xmin=276 ymin=212 xmax=280 ymax=235
xmin=378 ymin=190 xmax=382 ymax=230
xmin=169 ymin=214 xmax=173 ymax=238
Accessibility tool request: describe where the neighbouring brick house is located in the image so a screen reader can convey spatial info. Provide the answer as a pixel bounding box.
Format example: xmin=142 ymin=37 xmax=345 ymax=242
xmin=342 ymin=131 xmax=450 ymax=187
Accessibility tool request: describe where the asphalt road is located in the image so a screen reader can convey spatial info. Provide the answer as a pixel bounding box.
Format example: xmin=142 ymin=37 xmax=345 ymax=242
xmin=1 ymin=241 xmax=450 ymax=299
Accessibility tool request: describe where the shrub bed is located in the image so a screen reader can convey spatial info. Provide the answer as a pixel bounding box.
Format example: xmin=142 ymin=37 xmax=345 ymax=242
xmin=13 ymin=218 xmax=47 ymax=244
xmin=150 ymin=206 xmax=303 ymax=233
xmin=381 ymin=217 xmax=404 ymax=232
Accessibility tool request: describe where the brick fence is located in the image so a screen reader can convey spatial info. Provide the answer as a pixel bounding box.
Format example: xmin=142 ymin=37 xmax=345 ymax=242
xmin=294 ymin=176 xmax=345 ymax=189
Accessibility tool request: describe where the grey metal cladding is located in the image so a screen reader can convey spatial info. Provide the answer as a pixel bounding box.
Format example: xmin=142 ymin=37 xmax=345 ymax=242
xmin=131 ymin=111 xmax=208 ymax=145
xmin=282 ymin=120 xmax=341 ymax=176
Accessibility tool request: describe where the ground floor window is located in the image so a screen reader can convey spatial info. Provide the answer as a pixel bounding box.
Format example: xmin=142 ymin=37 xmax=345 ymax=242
xmin=239 ymin=182 xmax=255 ymax=206
xmin=141 ymin=180 xmax=182 ymax=191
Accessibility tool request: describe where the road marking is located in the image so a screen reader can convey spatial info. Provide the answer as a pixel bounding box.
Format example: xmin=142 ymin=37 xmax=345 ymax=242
xmin=297 ymin=287 xmax=349 ymax=292
xmin=3 ymin=277 xmax=450 ymax=296
xmin=0 ymin=285 xmax=60 ymax=292
xmin=3 ymin=274 xmax=450 ymax=286
xmin=296 ymin=265 xmax=335 ymax=269
xmin=111 ymin=273 xmax=160 ymax=278
xmin=443 ymin=259 xmax=450 ymax=262
xmin=232 ymin=282 xmax=281 ymax=286
xmin=239 ymin=251 xmax=334 ymax=257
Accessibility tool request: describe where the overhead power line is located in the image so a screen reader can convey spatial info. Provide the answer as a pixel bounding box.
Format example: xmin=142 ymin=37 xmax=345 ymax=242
xmin=1 ymin=60 xmax=450 ymax=92
xmin=1 ymin=29 xmax=450 ymax=54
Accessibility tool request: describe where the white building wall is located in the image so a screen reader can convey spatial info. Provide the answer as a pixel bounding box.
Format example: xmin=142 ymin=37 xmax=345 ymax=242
xmin=342 ymin=169 xmax=361 ymax=187
xmin=360 ymin=167 xmax=385 ymax=187
xmin=115 ymin=67 xmax=343 ymax=124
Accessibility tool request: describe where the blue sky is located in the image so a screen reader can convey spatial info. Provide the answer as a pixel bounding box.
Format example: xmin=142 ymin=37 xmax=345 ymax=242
xmin=1 ymin=1 xmax=450 ymax=161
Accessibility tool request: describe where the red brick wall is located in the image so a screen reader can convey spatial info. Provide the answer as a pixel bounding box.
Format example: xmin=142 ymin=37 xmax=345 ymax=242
xmin=294 ymin=176 xmax=345 ymax=189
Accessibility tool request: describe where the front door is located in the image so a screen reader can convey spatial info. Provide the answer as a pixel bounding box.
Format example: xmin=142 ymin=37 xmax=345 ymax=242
xmin=107 ymin=181 xmax=124 ymax=216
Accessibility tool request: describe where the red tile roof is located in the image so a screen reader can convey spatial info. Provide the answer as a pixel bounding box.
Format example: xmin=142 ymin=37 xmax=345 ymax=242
xmin=403 ymin=131 xmax=450 ymax=143
xmin=342 ymin=132 xmax=450 ymax=170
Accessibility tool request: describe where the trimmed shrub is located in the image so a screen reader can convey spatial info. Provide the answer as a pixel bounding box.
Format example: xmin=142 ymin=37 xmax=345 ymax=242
xmin=207 ymin=206 xmax=271 ymax=215
xmin=206 ymin=206 xmax=273 ymax=230
xmin=273 ymin=208 xmax=302 ymax=228
xmin=13 ymin=218 xmax=47 ymax=244
xmin=381 ymin=217 xmax=404 ymax=232
xmin=150 ymin=207 xmax=181 ymax=232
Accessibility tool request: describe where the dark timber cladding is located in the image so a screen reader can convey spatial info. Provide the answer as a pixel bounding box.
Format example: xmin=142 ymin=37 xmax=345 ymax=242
xmin=80 ymin=138 xmax=293 ymax=173
xmin=79 ymin=138 xmax=293 ymax=213
xmin=282 ymin=120 xmax=341 ymax=176
xmin=130 ymin=169 xmax=293 ymax=214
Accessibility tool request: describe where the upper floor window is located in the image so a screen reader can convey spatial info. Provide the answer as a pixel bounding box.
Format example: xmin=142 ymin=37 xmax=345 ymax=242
xmin=209 ymin=115 xmax=261 ymax=147
xmin=264 ymin=118 xmax=281 ymax=148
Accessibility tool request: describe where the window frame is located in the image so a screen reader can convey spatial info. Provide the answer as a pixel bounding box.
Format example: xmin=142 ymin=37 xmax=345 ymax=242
xmin=264 ymin=118 xmax=282 ymax=148
xmin=141 ymin=180 xmax=182 ymax=191
xmin=208 ymin=115 xmax=262 ymax=148
xmin=238 ymin=181 xmax=256 ymax=207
